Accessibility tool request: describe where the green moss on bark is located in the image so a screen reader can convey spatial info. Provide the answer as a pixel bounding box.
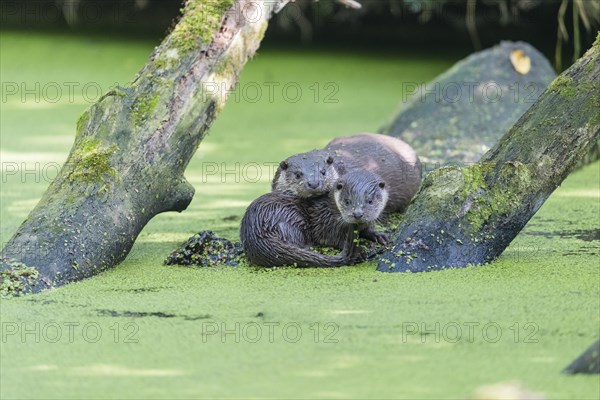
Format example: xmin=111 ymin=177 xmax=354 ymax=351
xmin=170 ymin=0 xmax=234 ymax=54
xmin=131 ymin=93 xmax=160 ymax=126
xmin=151 ymin=49 xmax=181 ymax=72
xmin=548 ymin=75 xmax=577 ymax=99
xmin=406 ymin=161 xmax=534 ymax=236
xmin=408 ymin=166 xmax=463 ymax=219
xmin=460 ymin=162 xmax=533 ymax=234
xmin=68 ymin=138 xmax=117 ymax=186
xmin=76 ymin=110 xmax=90 ymax=135
xmin=153 ymin=56 xmax=168 ymax=71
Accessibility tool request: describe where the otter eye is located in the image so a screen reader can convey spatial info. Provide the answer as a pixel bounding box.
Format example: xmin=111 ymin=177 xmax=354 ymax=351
xmin=336 ymin=183 xmax=343 ymax=190
xmin=326 ymin=156 xmax=334 ymax=164
xmin=295 ymin=172 xmax=302 ymax=179
xmin=368 ymin=200 xmax=373 ymax=204
xmin=344 ymin=199 xmax=350 ymax=206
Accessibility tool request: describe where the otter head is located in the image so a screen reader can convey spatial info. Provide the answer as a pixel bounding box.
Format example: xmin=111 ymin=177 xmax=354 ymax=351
xmin=333 ymin=170 xmax=388 ymax=225
xmin=273 ymin=150 xmax=338 ymax=197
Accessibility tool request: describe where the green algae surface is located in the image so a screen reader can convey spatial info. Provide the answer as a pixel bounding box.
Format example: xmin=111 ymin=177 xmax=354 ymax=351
xmin=1 ymin=31 xmax=599 ymax=399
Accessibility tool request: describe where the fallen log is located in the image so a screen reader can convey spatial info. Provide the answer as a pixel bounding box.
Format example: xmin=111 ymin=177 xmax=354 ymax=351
xmin=563 ymin=339 xmax=600 ymax=374
xmin=378 ymin=35 xmax=600 ymax=272
xmin=381 ymin=41 xmax=558 ymax=166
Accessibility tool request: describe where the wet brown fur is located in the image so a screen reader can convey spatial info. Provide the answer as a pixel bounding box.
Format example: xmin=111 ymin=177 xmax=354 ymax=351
xmin=240 ymin=191 xmax=358 ymax=268
xmin=326 ymin=133 xmax=421 ymax=213
xmin=272 ymin=133 xmax=421 ymax=213
xmin=241 ymin=171 xmax=389 ymax=267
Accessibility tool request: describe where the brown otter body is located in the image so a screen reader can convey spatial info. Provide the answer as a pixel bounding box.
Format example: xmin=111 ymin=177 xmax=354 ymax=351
xmin=240 ymin=192 xmax=355 ymax=267
xmin=272 ymin=133 xmax=421 ymax=213
xmin=241 ymin=171 xmax=388 ymax=267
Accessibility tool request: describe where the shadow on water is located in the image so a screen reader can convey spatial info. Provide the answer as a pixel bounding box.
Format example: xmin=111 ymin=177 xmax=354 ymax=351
xmin=523 ymin=227 xmax=599 ymax=257
xmin=95 ymin=309 xmax=211 ymax=320
xmin=524 ymin=228 xmax=600 ymax=242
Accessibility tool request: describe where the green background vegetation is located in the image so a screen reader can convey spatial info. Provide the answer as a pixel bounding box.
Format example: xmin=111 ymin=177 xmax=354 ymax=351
xmin=0 ymin=31 xmax=599 ymax=399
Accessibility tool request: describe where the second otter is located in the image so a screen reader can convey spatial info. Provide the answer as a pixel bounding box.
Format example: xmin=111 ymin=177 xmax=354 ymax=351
xmin=313 ymin=170 xmax=389 ymax=247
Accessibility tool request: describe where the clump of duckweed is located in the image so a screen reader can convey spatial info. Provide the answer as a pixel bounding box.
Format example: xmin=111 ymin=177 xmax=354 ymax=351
xmin=1 ymin=260 xmax=40 ymax=296
xmin=165 ymin=230 xmax=243 ymax=267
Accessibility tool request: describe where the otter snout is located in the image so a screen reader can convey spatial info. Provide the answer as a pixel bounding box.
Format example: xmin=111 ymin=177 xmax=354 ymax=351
xmin=352 ymin=209 xmax=364 ymax=219
xmin=307 ymin=180 xmax=320 ymax=190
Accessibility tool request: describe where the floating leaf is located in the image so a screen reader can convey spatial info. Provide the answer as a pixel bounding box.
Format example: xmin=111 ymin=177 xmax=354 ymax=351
xmin=510 ymin=50 xmax=531 ymax=75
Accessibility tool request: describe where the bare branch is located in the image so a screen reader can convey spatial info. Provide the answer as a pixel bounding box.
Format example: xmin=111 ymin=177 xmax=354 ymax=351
xmin=336 ymin=0 xmax=362 ymax=10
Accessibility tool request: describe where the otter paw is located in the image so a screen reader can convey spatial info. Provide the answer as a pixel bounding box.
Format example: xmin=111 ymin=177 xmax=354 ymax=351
xmin=364 ymin=231 xmax=388 ymax=245
xmin=341 ymin=248 xmax=367 ymax=265
xmin=361 ymin=228 xmax=389 ymax=245
xmin=372 ymin=232 xmax=389 ymax=245
xmin=350 ymin=248 xmax=368 ymax=264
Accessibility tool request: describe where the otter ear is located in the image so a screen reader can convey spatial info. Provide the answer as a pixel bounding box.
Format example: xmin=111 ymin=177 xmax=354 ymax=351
xmin=326 ymin=156 xmax=334 ymax=165
xmin=280 ymin=160 xmax=289 ymax=170
xmin=378 ymin=182 xmax=386 ymax=189
xmin=336 ymin=183 xmax=343 ymax=190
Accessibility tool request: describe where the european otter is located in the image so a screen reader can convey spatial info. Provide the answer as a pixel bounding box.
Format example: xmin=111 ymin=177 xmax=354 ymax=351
xmin=310 ymin=170 xmax=390 ymax=247
xmin=271 ymin=150 xmax=338 ymax=197
xmin=241 ymin=170 xmax=389 ymax=267
xmin=240 ymin=192 xmax=358 ymax=268
xmin=272 ymin=133 xmax=421 ymax=212
xmin=326 ymin=133 xmax=421 ymax=213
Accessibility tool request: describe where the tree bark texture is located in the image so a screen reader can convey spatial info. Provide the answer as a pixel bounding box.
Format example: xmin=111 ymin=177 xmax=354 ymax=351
xmin=378 ymin=36 xmax=600 ymax=273
xmin=0 ymin=0 xmax=290 ymax=294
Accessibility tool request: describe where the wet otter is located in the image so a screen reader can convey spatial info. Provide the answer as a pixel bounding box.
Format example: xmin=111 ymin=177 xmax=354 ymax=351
xmin=271 ymin=150 xmax=338 ymax=197
xmin=272 ymin=133 xmax=421 ymax=212
xmin=241 ymin=170 xmax=388 ymax=267
xmin=310 ymin=170 xmax=390 ymax=247
xmin=326 ymin=133 xmax=421 ymax=213
xmin=240 ymin=192 xmax=358 ymax=268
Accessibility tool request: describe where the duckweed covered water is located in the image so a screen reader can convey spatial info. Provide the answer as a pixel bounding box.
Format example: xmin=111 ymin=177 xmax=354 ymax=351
xmin=1 ymin=31 xmax=598 ymax=399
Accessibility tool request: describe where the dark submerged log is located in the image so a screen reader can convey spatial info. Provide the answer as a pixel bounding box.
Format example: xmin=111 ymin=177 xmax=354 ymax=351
xmin=563 ymin=340 xmax=600 ymax=374
xmin=382 ymin=41 xmax=556 ymax=165
xmin=378 ymin=36 xmax=600 ymax=273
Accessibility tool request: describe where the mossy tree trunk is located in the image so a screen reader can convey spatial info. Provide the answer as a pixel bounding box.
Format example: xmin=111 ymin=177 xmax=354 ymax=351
xmin=378 ymin=36 xmax=600 ymax=273
xmin=0 ymin=0 xmax=290 ymax=294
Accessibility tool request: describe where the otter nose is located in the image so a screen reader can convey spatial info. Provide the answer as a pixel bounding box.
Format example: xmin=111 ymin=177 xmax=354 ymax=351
xmin=353 ymin=209 xmax=364 ymax=219
xmin=307 ymin=180 xmax=319 ymax=189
